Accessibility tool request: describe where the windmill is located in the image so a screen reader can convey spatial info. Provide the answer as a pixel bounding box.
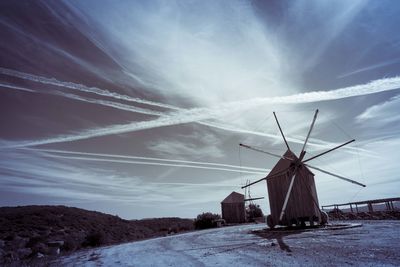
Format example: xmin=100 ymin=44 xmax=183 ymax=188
xmin=240 ymin=109 xmax=366 ymax=228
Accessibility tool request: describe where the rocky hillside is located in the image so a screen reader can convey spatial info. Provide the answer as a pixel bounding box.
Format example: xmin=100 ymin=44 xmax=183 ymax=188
xmin=0 ymin=205 xmax=194 ymax=264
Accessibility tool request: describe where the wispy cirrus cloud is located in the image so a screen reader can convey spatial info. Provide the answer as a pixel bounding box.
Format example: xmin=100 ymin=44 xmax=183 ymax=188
xmin=2 ymin=0 xmax=400 ymax=219
xmin=0 ymin=81 xmax=163 ymax=116
xmin=2 ymin=76 xmax=400 ymax=149
xmin=68 ymin=0 xmax=291 ymax=106
xmin=356 ymin=94 xmax=400 ymax=125
xmin=0 ymin=82 xmax=36 ymax=93
xmin=26 ymin=148 xmax=267 ymax=174
xmin=69 ymin=0 xmax=370 ymax=106
xmin=284 ymin=0 xmax=366 ymax=70
xmin=0 ymin=148 xmax=247 ymax=212
xmin=0 ymin=67 xmax=177 ymax=110
xmin=148 ymin=132 xmax=225 ymax=159
xmin=314 ymin=135 xmax=400 ymax=205
xmin=0 ymin=77 xmax=369 ymax=157
xmin=38 ymin=154 xmax=266 ymax=175
xmin=338 ymin=58 xmax=400 ymax=79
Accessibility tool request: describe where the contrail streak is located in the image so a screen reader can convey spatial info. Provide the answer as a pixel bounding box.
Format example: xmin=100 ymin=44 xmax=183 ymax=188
xmin=338 ymin=58 xmax=400 ymax=79
xmin=0 ymin=82 xmax=162 ymax=116
xmin=202 ymin=121 xmax=371 ymax=155
xmin=0 ymin=67 xmax=178 ymax=110
xmin=0 ymin=83 xmax=36 ymax=93
xmin=250 ymin=76 xmax=400 ymax=104
xmin=149 ymin=182 xmax=239 ymax=187
xmin=40 ymin=154 xmax=267 ymax=175
xmin=28 ymin=148 xmax=267 ymax=172
xmin=0 ymin=81 xmax=369 ymax=155
xmin=3 ymin=67 xmax=399 ymax=107
xmin=53 ymin=92 xmax=163 ymax=116
xmin=0 ymin=80 xmax=319 ymax=151
xmin=3 ymin=75 xmax=400 ymax=148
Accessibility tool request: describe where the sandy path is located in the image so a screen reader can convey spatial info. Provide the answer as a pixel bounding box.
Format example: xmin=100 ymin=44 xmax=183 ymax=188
xmin=56 ymin=221 xmax=400 ymax=266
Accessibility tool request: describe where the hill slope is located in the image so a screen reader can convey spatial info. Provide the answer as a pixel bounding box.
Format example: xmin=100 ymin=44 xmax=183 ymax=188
xmin=0 ymin=205 xmax=193 ymax=263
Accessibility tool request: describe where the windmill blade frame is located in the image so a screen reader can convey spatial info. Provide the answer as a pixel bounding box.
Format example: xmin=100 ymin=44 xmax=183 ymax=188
xmin=305 ymin=164 xmax=366 ymax=187
xmin=273 ymin=111 xmax=291 ymax=151
xmin=299 ymin=109 xmax=319 ymax=160
xmin=239 ymin=143 xmax=294 ymax=161
xmin=278 ymin=165 xmax=299 ymax=222
xmin=302 ymin=139 xmax=355 ymax=163
xmin=237 ymin=109 xmax=365 ymax=228
xmin=241 ymin=166 xmax=292 ymax=189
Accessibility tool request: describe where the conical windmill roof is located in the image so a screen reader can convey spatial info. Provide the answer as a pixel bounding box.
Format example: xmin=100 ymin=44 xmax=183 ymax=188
xmin=267 ymin=150 xmax=314 ymax=178
xmin=221 ymin=191 xmax=244 ymax=203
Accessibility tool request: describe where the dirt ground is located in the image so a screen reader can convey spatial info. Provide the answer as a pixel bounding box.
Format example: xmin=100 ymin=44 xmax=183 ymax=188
xmin=56 ymin=220 xmax=400 ymax=266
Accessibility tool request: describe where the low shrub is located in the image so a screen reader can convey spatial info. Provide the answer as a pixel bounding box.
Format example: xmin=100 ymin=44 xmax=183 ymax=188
xmin=82 ymin=231 xmax=105 ymax=247
xmin=246 ymin=204 xmax=263 ymax=222
xmin=194 ymin=212 xmax=221 ymax=230
xmin=63 ymin=237 xmax=80 ymax=251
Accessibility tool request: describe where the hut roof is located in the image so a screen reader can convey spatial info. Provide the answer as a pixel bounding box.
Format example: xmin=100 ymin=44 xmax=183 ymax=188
xmin=221 ymin=191 xmax=244 ymax=204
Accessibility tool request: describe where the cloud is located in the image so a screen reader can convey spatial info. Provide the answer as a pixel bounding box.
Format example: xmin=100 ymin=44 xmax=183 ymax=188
xmin=0 ymin=82 xmax=36 ymax=93
xmin=68 ymin=0 xmax=369 ymax=106
xmin=148 ymin=132 xmax=224 ymax=159
xmin=0 ymin=67 xmax=395 ymax=158
xmin=0 ymin=78 xmax=370 ymax=159
xmin=2 ymin=0 xmax=399 ymax=219
xmin=0 ymin=150 xmax=124 ymax=201
xmin=0 ymin=77 xmax=327 ymax=153
xmin=68 ymin=0 xmax=295 ymax=106
xmin=0 ymin=18 xmax=113 ymax=81
xmin=27 ymin=148 xmax=266 ymax=174
xmin=44 ymin=154 xmax=266 ymax=175
xmin=313 ymin=136 xmax=400 ymax=205
xmin=338 ymin=58 xmax=400 ymax=79
xmin=0 ymin=148 xmax=249 ymax=213
xmin=2 ymin=75 xmax=400 ymax=149
xmin=0 ymin=67 xmax=178 ymax=110
xmin=0 ymin=81 xmax=163 ymax=116
xmin=284 ymin=0 xmax=366 ymax=70
xmin=356 ymin=94 xmax=400 ymax=124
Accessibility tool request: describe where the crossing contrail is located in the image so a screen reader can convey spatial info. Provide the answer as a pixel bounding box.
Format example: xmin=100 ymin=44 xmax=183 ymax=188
xmin=0 ymin=80 xmax=368 ymax=154
xmin=0 ymin=82 xmax=36 ymax=93
xmin=0 ymin=82 xmax=163 ymax=116
xmin=0 ymin=67 xmax=179 ymax=110
xmin=2 ymin=67 xmax=399 ymax=150
xmin=338 ymin=58 xmax=400 ymax=79
xmin=38 ymin=153 xmax=267 ymax=175
xmin=3 ymin=67 xmax=399 ymax=108
xmin=28 ymin=148 xmax=267 ymax=172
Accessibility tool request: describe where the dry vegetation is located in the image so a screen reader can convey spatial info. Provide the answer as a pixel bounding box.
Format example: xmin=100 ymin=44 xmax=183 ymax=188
xmin=0 ymin=205 xmax=194 ymax=264
xmin=328 ymin=209 xmax=400 ymax=220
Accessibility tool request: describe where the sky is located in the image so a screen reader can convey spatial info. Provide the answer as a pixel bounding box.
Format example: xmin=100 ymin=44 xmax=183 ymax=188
xmin=0 ymin=0 xmax=400 ymax=219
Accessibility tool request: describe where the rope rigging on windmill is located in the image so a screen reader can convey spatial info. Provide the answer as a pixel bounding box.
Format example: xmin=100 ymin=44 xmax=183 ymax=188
xmin=239 ymin=109 xmax=366 ymax=229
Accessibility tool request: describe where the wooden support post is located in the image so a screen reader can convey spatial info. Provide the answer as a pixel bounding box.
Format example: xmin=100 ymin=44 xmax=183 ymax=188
xmin=368 ymin=202 xmax=373 ymax=212
xmin=390 ymin=201 xmax=395 ymax=210
xmin=350 ymin=204 xmax=353 ymax=213
xmin=355 ymin=204 xmax=359 ymax=213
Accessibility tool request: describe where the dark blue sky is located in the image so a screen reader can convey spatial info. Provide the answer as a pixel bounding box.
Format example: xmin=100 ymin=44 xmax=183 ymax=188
xmin=1 ymin=0 xmax=400 ymax=219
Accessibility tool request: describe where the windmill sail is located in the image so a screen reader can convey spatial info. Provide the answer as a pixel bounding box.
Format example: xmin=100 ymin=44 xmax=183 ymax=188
xmin=238 ymin=109 xmax=365 ymax=227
